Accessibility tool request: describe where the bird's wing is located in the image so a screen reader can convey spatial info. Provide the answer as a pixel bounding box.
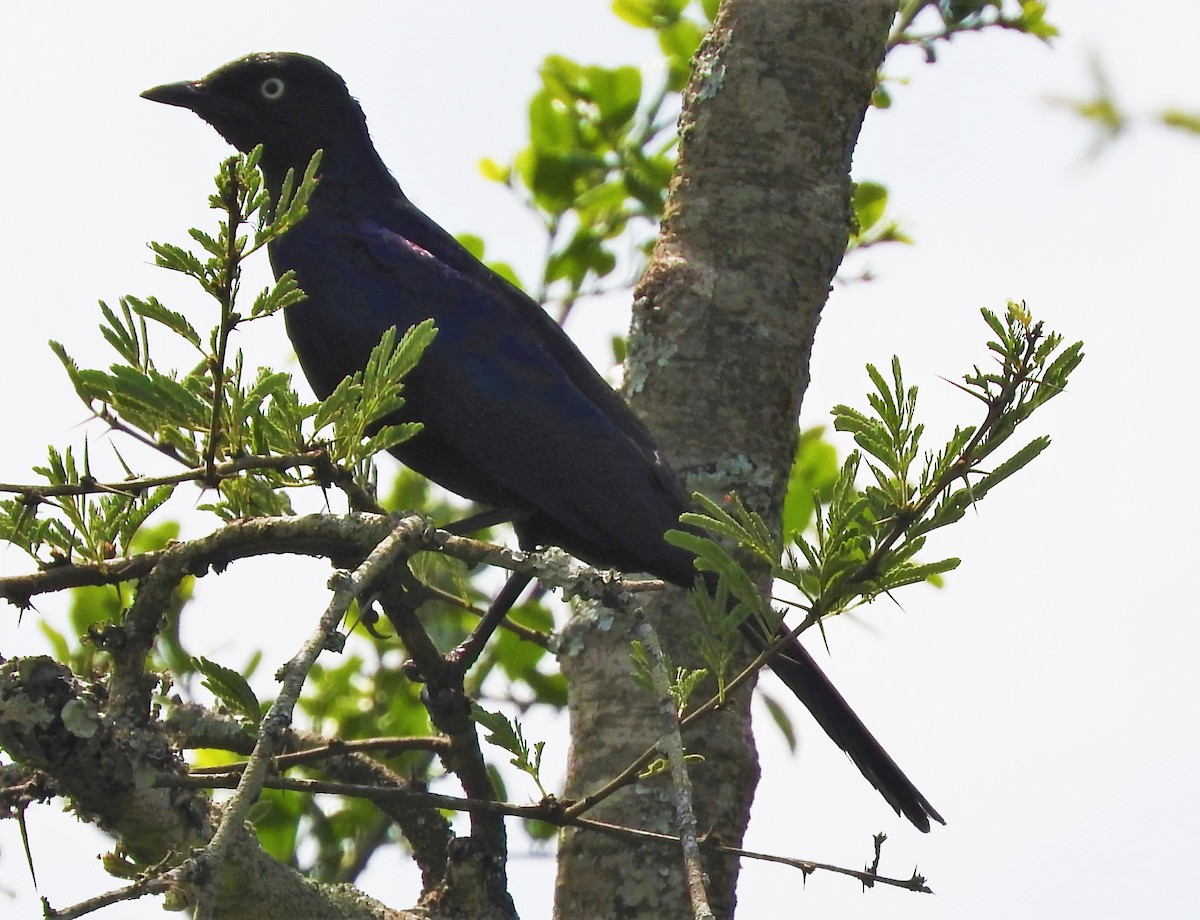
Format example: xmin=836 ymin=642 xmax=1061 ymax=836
xmin=377 ymin=199 xmax=670 ymax=459
xmin=280 ymin=210 xmax=689 ymax=569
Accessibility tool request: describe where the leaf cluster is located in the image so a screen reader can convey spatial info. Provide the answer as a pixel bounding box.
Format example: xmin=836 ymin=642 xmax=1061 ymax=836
xmin=630 ymin=640 xmax=709 ymax=717
xmin=473 ymin=704 xmax=549 ymax=798
xmin=1 ymin=148 xmax=435 ymax=562
xmin=672 ymin=301 xmax=1083 ymax=635
xmin=1 ymin=145 xmax=570 ymax=881
xmin=479 ymin=0 xmax=716 ymax=321
xmin=849 ymin=181 xmax=913 ymax=255
xmin=484 ymin=0 xmax=912 ymax=337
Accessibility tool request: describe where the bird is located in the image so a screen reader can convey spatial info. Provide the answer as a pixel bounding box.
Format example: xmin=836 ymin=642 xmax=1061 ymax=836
xmin=142 ymin=52 xmax=944 ymax=832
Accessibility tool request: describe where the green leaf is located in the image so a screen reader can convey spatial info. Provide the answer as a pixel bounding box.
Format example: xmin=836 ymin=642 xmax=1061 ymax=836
xmin=478 ymin=157 xmax=511 ymax=183
xmin=455 ymin=233 xmax=486 ymax=260
xmin=545 ymin=228 xmax=618 ymax=286
xmin=1016 ymin=1 xmax=1058 ymax=41
xmin=782 ymin=427 xmax=839 ymax=538
xmin=126 ymin=295 xmax=201 ymax=348
xmin=588 ymin=65 xmax=642 ymax=129
xmin=363 ymin=422 xmax=424 ymax=456
xmin=454 ymin=234 xmax=524 ymax=289
xmin=149 ymin=241 xmax=206 ymax=278
xmin=874 ymin=558 xmax=960 ymax=593
xmin=528 ymin=89 xmax=578 ymax=153
xmin=611 ymin=0 xmax=660 ymax=29
xmin=49 ymin=340 xmax=89 ymax=406
xmin=472 ymin=704 xmax=547 ymax=795
xmin=666 ymin=527 xmax=764 ymax=616
xmin=116 ymin=485 xmax=174 ymax=554
xmin=1162 ymin=109 xmax=1200 ymax=135
xmin=313 ymin=321 xmax=435 ymax=465
xmin=109 ymin=365 xmax=211 ymax=428
xmin=194 ymin=656 xmax=262 ymax=722
xmin=853 ymin=181 xmax=888 ymax=234
xmin=760 ymin=693 xmax=797 ymax=753
xmin=250 ymin=270 xmax=307 ymax=319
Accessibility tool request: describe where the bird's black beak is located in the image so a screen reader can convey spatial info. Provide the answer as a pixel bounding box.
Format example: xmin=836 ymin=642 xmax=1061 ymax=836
xmin=141 ymin=77 xmax=255 ymax=150
xmin=140 ymin=80 xmax=207 ymax=111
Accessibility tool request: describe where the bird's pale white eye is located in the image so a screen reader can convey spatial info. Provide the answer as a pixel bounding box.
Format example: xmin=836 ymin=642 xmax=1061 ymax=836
xmin=260 ymin=77 xmax=286 ymax=101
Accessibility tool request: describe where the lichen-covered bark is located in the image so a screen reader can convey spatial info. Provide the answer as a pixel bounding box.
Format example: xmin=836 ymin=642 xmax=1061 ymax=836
xmin=556 ymin=2 xmax=895 ymax=917
xmin=0 ymin=656 xmax=411 ymax=920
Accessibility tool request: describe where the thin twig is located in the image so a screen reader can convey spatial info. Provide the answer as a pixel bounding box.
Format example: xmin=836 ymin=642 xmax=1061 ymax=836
xmin=448 ymin=571 xmax=533 ymax=673
xmin=44 ymin=876 xmax=176 ymax=920
xmin=202 ymin=161 xmax=243 ymax=484
xmin=0 ymin=450 xmax=330 ymax=499
xmin=186 ymin=734 xmax=451 ymax=774
xmin=632 ymin=607 xmax=713 ymax=919
xmin=847 ymin=321 xmax=1044 ymax=589
xmin=161 ymin=771 xmax=931 ymax=893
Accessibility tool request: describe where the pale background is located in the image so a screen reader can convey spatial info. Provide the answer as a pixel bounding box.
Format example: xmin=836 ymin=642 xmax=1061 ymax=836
xmin=1 ymin=2 xmax=1196 ymax=917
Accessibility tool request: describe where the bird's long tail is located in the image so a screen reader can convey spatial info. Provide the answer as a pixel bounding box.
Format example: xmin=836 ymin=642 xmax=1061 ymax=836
xmin=742 ymin=619 xmax=944 ymax=832
xmin=658 ymin=547 xmax=943 ymax=831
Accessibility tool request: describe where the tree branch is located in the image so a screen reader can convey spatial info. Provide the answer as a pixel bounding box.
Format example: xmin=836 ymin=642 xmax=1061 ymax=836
xmin=0 ymin=658 xmax=406 ymax=920
xmin=182 ymin=516 xmax=427 ymax=918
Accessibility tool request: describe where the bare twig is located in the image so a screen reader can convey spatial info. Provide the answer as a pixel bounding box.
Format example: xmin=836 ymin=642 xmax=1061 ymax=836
xmin=448 ymin=571 xmax=533 ymax=673
xmin=0 ymin=448 xmax=378 ymax=506
xmin=162 ymin=771 xmax=930 ymax=893
xmin=631 ymin=608 xmax=712 ymax=919
xmin=45 ymin=876 xmax=177 ymax=920
xmin=186 ymin=735 xmax=451 ymax=774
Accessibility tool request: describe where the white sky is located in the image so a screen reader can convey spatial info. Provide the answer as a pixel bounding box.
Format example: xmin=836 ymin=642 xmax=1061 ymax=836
xmin=1 ymin=2 xmax=1197 ymax=918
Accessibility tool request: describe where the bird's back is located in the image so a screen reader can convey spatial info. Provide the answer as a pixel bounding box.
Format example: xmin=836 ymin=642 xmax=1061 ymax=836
xmin=273 ymin=191 xmax=697 ymax=578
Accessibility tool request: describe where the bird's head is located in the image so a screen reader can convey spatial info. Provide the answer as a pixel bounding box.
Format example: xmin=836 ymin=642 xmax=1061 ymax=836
xmin=142 ymin=52 xmax=371 ymax=185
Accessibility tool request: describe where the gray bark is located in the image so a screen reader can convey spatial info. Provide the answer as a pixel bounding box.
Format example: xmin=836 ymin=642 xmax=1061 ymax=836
xmin=555 ymin=2 xmax=896 ymax=917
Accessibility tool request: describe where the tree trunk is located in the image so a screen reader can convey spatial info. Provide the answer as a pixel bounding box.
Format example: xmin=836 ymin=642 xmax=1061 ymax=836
xmin=554 ymin=1 xmax=895 ymax=917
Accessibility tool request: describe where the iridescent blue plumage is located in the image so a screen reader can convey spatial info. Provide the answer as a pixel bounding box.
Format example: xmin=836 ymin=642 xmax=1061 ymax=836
xmin=143 ymin=52 xmax=942 ymax=831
